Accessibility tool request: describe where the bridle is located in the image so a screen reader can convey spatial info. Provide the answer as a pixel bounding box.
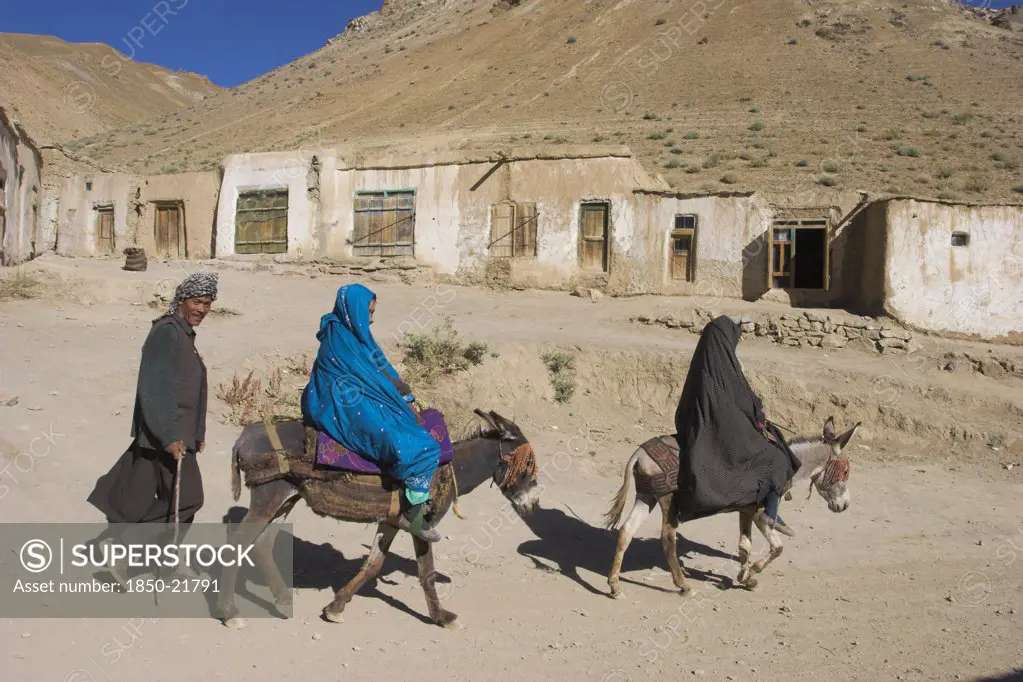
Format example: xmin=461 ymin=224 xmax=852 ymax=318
xmin=807 ymin=454 xmax=850 ymax=499
xmin=493 ymin=440 xmax=538 ymax=491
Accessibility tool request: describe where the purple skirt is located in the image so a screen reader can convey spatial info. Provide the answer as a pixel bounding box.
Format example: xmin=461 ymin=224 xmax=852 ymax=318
xmin=314 ymin=408 xmax=455 ymax=475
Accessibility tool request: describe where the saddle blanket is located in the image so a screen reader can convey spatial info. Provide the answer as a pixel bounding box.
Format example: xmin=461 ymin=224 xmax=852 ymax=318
xmin=635 ymin=434 xmax=681 ymax=497
xmin=314 ymin=408 xmax=455 ymax=475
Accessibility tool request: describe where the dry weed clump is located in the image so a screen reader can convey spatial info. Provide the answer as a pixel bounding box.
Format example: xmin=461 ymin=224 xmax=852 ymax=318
xmin=398 ymin=317 xmax=489 ymax=387
xmin=216 ymin=370 xmax=263 ymax=425
xmin=541 ymin=349 xmax=577 ymax=404
xmin=215 ymin=359 xmax=308 ymax=426
xmin=0 ymin=270 xmax=46 ymax=301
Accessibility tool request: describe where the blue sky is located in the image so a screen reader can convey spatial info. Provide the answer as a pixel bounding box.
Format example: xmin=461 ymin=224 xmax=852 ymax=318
xmin=3 ymin=0 xmax=1018 ymax=88
xmin=3 ymin=0 xmax=381 ymax=87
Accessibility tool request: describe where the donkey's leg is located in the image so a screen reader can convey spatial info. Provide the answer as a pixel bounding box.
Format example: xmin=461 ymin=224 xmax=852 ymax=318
xmin=750 ymin=510 xmax=785 ymax=578
xmin=413 ymin=536 xmax=460 ymax=630
xmin=322 ymin=522 xmax=399 ymax=624
xmin=217 ymin=481 xmax=298 ymax=628
xmin=253 ymin=495 xmax=301 ymax=609
xmin=735 ymin=510 xmax=757 ymax=589
xmin=657 ymin=495 xmax=692 ymax=596
xmin=607 ymin=492 xmax=657 ymax=599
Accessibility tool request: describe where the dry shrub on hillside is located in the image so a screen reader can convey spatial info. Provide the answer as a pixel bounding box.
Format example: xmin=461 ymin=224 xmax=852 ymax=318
xmin=216 ymin=356 xmax=309 ymax=426
xmin=398 ymin=317 xmax=489 ymax=387
xmin=216 ymin=370 xmax=263 ymax=425
xmin=541 ymin=349 xmax=577 ymax=404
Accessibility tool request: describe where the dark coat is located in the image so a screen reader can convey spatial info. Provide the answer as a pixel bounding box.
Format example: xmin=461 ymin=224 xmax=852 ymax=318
xmin=131 ymin=313 xmax=208 ymax=452
xmin=671 ymin=316 xmax=800 ymax=520
xmin=88 ymin=313 xmax=207 ymax=524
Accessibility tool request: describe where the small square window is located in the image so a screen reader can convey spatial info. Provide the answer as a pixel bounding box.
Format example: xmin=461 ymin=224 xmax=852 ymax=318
xmin=674 ymin=215 xmax=696 ymax=230
xmin=85 ymin=180 xmax=93 ymax=191
xmin=951 ymin=232 xmax=969 ymax=247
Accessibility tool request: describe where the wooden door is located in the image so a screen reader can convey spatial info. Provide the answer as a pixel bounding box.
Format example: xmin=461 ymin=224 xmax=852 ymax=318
xmin=579 ymin=203 xmax=609 ymax=272
xmin=235 ymin=190 xmax=288 ymax=254
xmin=670 ymin=233 xmax=694 ymax=281
xmin=155 ymin=205 xmax=183 ymax=258
xmin=96 ymin=207 xmax=115 ymax=254
xmin=353 ymin=191 xmax=416 ymax=257
xmin=670 ymin=215 xmax=696 ymax=282
xmin=489 ymin=202 xmax=515 ymax=258
xmin=384 ymin=192 xmax=416 ymax=257
xmin=515 ymin=202 xmax=538 ymax=257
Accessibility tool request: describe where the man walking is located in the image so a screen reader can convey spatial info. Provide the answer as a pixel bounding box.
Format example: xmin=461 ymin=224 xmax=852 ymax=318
xmin=88 ymin=272 xmax=219 ymax=580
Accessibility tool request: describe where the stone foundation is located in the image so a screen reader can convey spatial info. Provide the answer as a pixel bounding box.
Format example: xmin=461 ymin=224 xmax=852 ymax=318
xmin=632 ymin=309 xmax=915 ymax=354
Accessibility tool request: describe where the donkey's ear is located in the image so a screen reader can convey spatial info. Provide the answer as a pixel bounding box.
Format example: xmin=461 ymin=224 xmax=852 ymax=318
xmin=489 ymin=411 xmax=515 ymax=437
xmin=836 ymin=422 xmax=861 ymax=451
xmin=822 ymin=416 xmax=837 ymax=442
xmin=474 ymin=409 xmax=499 ymax=431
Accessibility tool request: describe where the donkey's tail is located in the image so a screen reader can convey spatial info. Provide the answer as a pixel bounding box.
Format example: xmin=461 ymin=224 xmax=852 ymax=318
xmin=231 ymin=444 xmax=242 ymax=502
xmin=603 ymin=448 xmax=641 ymax=530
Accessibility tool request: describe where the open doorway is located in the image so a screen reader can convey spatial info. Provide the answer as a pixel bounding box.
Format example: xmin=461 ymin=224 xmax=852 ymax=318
xmin=793 ymin=227 xmax=826 ymax=288
xmin=768 ymin=218 xmax=829 ymax=290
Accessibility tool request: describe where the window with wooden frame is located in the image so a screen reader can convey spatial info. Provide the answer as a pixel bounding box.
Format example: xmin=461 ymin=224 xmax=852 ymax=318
xmin=670 ymin=214 xmax=697 ymax=281
xmin=579 ymin=201 xmax=610 ymax=272
xmin=235 ymin=189 xmax=288 ymax=254
xmin=768 ymin=217 xmax=830 ymax=290
xmin=352 ymin=190 xmax=416 ymax=257
xmin=95 ymin=205 xmax=115 ymax=255
xmin=489 ymin=201 xmax=538 ymax=258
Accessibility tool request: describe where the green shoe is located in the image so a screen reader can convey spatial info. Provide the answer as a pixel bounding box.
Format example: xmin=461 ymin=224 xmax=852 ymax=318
xmin=398 ymin=503 xmax=442 ymax=543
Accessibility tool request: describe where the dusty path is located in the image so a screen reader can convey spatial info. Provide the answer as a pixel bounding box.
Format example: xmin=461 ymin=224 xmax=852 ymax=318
xmin=1 ymin=258 xmax=1022 ymax=682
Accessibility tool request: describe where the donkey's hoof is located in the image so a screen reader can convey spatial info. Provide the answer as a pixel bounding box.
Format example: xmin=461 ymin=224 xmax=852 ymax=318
xmin=742 ymin=576 xmax=759 ymax=591
xmin=609 ymin=586 xmax=623 ymax=600
xmin=222 ymin=617 xmax=247 ymax=630
xmin=322 ymin=609 xmax=345 ymax=624
xmin=679 ymin=585 xmax=693 ymax=597
xmin=274 ymin=591 xmax=294 ymax=609
xmin=437 ymin=611 xmax=461 ymax=631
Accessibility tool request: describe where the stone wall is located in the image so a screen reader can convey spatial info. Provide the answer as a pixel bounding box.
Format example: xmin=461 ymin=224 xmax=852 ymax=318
xmin=632 ymin=309 xmax=915 ymax=354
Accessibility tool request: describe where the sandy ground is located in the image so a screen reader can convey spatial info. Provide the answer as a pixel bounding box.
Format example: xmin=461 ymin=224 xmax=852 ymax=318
xmin=2 ymin=257 xmax=1022 ymax=682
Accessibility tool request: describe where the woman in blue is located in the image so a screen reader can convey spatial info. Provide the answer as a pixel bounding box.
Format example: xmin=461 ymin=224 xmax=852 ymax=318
xmin=301 ymin=283 xmax=443 ymax=542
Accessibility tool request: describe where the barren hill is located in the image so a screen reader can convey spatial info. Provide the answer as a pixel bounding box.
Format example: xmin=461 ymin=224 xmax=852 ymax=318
xmin=0 ymin=32 xmax=222 ymax=145
xmin=67 ymin=0 xmax=1023 ymax=201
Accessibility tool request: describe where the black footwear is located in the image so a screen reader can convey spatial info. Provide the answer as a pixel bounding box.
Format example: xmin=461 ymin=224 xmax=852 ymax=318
xmin=397 ymin=503 xmax=442 ymax=543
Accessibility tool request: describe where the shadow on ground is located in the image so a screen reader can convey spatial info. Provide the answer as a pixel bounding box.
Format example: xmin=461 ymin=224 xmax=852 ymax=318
xmin=516 ymin=505 xmax=737 ymax=597
xmin=220 ymin=505 xmax=449 ymax=625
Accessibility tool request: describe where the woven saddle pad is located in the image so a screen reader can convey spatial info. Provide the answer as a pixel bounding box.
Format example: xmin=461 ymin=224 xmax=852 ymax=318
xmin=634 ymin=434 xmax=681 ymax=497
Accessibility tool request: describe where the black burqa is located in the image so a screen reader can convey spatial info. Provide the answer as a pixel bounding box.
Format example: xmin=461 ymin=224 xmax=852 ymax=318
xmin=671 ymin=316 xmax=800 ymax=520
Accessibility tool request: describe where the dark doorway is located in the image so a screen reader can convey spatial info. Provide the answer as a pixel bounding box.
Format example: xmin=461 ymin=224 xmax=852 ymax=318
xmin=793 ymin=227 xmax=826 ymax=289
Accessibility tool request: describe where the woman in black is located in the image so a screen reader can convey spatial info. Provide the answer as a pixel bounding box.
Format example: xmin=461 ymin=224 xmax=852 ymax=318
xmin=671 ymin=316 xmax=799 ymax=532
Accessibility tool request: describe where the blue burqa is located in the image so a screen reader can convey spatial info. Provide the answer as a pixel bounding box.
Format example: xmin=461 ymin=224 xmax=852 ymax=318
xmin=301 ymin=284 xmax=440 ymax=499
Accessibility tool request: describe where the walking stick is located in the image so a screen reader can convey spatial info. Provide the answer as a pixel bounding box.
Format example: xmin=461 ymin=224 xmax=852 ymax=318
xmin=172 ymin=452 xmax=182 ymax=546
xmin=156 ymin=451 xmax=183 ymax=608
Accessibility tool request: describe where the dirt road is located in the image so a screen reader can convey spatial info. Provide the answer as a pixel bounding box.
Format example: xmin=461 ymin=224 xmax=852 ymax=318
xmin=1 ymin=257 xmax=1021 ymax=682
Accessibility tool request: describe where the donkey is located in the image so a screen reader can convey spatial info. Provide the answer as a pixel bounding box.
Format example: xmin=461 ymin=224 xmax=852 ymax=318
xmin=215 ymin=409 xmax=540 ymax=630
xmin=604 ymin=416 xmax=860 ymax=598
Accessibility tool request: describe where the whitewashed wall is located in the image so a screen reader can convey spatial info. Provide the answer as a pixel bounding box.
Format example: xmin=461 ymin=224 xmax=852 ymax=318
xmin=215 ymin=151 xmax=327 ymax=259
xmin=0 ymin=118 xmax=43 ymax=265
xmin=53 ymin=173 xmax=135 ymax=258
xmin=884 ymin=199 xmax=1023 ymax=339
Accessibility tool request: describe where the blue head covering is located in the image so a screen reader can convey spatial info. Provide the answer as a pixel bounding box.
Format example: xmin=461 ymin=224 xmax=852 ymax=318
xmin=300 ymin=284 xmax=440 ymax=494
